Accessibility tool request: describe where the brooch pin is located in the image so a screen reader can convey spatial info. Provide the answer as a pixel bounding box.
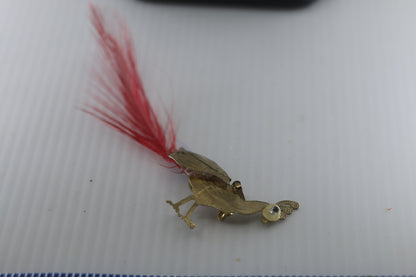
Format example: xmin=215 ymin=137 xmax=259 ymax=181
xmin=86 ymin=4 xmax=299 ymax=229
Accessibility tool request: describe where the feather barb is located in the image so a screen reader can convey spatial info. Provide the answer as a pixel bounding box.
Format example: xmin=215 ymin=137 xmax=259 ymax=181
xmin=85 ymin=4 xmax=177 ymax=164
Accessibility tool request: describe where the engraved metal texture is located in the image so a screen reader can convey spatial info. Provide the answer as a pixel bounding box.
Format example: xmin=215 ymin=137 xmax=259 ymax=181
xmin=167 ymin=148 xmax=299 ymax=229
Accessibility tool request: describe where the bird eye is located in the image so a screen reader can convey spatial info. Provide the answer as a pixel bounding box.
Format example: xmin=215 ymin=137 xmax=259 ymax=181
xmin=263 ymin=204 xmax=281 ymax=222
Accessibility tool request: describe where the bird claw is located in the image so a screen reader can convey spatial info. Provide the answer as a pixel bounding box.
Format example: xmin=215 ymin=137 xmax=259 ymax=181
xmin=166 ymin=200 xmax=180 ymax=215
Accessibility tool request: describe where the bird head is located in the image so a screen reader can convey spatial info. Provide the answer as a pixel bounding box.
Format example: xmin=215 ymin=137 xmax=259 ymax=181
xmin=261 ymin=200 xmax=299 ymax=224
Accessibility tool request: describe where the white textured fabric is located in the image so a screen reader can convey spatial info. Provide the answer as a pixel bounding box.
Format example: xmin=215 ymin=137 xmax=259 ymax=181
xmin=0 ymin=0 xmax=415 ymax=274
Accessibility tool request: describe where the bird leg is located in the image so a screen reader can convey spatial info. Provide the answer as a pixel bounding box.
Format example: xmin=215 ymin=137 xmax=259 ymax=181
xmin=166 ymin=195 xmax=194 ymax=213
xmin=166 ymin=195 xmax=198 ymax=229
xmin=182 ymin=203 xmax=198 ymax=229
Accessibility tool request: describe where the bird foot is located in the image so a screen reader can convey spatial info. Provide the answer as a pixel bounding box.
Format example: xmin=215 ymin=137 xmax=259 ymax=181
xmin=166 ymin=200 xmax=180 ymax=215
xmin=166 ymin=200 xmax=197 ymax=229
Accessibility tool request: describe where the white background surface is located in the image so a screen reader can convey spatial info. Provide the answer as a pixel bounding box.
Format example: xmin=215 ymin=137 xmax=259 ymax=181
xmin=1 ymin=0 xmax=416 ymax=274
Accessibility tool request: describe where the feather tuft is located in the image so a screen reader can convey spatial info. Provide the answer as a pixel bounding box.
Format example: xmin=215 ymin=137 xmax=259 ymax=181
xmin=85 ymin=4 xmax=178 ymax=164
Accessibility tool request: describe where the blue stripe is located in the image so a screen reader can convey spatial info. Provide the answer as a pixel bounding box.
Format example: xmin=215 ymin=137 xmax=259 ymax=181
xmin=1 ymin=275 xmax=416 ymax=277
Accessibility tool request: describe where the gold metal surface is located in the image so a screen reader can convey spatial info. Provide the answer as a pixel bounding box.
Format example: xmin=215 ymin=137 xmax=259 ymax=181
xmin=169 ymin=148 xmax=231 ymax=184
xmin=166 ymin=148 xmax=299 ymax=229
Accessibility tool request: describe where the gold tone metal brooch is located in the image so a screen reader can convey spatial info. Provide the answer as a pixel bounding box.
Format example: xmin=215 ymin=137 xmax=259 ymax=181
xmin=167 ymin=148 xmax=299 ymax=229
xmin=86 ymin=5 xmax=299 ymax=229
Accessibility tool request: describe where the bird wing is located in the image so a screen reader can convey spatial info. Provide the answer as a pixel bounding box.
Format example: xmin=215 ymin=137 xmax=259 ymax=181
xmin=169 ymin=148 xmax=231 ymax=184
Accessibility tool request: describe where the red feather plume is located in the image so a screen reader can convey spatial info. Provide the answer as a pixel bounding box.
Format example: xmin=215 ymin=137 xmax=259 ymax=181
xmin=85 ymin=4 xmax=178 ymax=164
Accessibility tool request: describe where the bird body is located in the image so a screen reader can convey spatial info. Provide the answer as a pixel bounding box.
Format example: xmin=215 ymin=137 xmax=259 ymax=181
xmin=167 ymin=148 xmax=299 ymax=229
xmin=87 ymin=5 xmax=299 ymax=229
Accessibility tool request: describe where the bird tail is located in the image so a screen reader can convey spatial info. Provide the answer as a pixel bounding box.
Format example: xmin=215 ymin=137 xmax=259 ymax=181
xmin=84 ymin=4 xmax=178 ymax=164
